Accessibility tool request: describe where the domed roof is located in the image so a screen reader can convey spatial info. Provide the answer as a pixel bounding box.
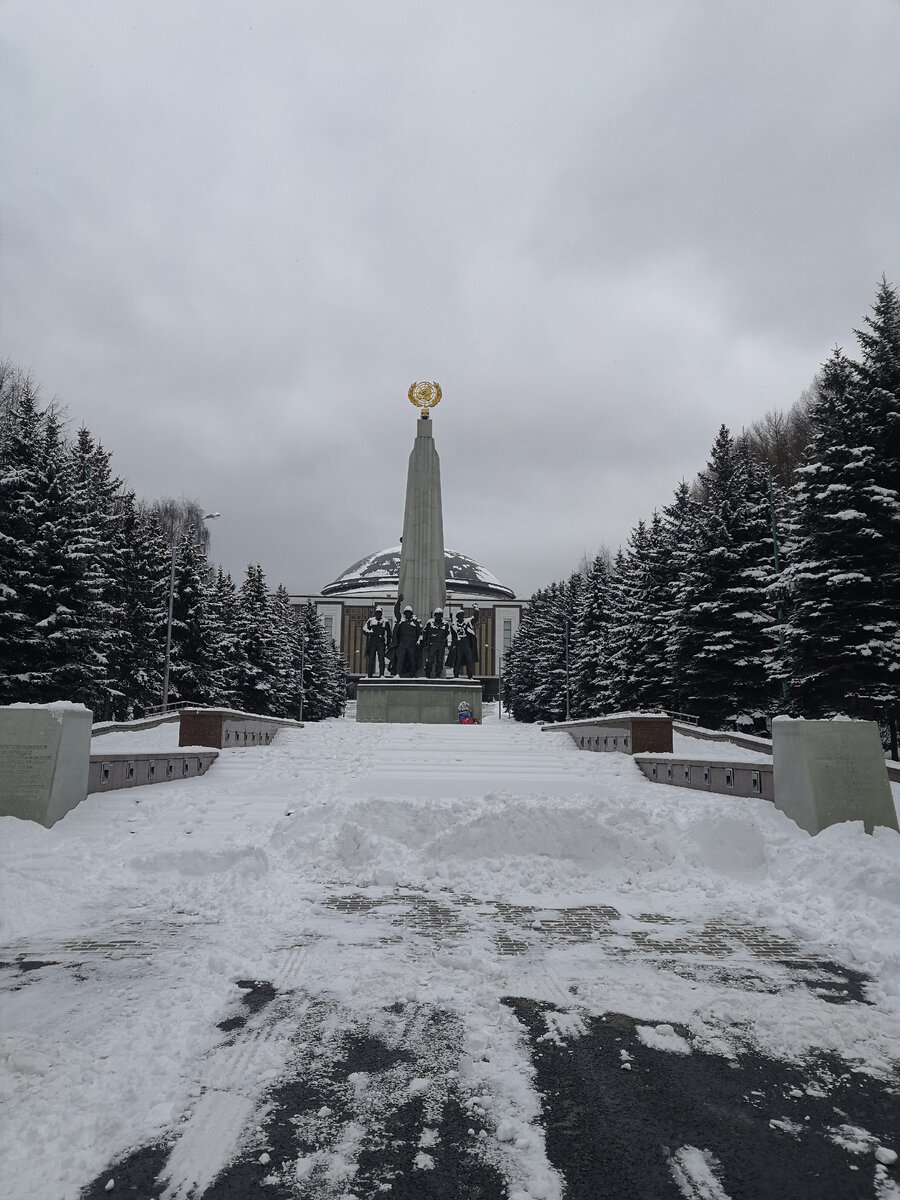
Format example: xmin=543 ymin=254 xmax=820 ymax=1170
xmin=322 ymin=545 xmax=515 ymax=601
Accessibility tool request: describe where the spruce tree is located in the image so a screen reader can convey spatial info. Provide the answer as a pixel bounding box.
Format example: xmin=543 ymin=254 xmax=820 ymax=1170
xmin=853 ymin=277 xmax=900 ymax=748
xmin=502 ymin=588 xmax=545 ymax=721
xmin=206 ymin=567 xmax=246 ymax=709
xmin=116 ymin=501 xmax=170 ymax=716
xmin=604 ymin=517 xmax=675 ymax=714
xmin=504 ymin=581 xmax=577 ymax=723
xmin=271 ymin=585 xmax=303 ymax=718
xmin=234 ymin=564 xmax=281 ymax=715
xmin=660 ymin=480 xmax=696 ymax=714
xmin=785 ymin=283 xmax=900 ymax=735
xmin=165 ymin=529 xmax=213 ymax=707
xmin=299 ymin=600 xmax=344 ymax=721
xmin=0 ymin=377 xmax=49 ymax=702
xmin=671 ymin=426 xmax=776 ymax=729
xmin=605 ymin=523 xmax=652 ymax=712
xmin=64 ymin=428 xmax=128 ymax=717
xmin=570 ymin=551 xmax=611 ymax=717
xmin=25 ymin=413 xmax=106 ymax=708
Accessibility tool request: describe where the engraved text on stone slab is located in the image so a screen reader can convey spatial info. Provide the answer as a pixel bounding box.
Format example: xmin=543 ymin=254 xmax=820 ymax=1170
xmin=1 ymin=741 xmax=54 ymax=803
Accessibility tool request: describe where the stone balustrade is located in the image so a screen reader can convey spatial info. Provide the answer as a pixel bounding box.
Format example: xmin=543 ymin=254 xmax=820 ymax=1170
xmin=88 ymin=750 xmax=218 ymax=794
xmin=634 ymin=755 xmax=775 ymax=802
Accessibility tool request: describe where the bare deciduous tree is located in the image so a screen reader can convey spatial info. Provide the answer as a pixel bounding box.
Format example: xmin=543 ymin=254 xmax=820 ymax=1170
xmin=136 ymin=496 xmax=214 ymax=555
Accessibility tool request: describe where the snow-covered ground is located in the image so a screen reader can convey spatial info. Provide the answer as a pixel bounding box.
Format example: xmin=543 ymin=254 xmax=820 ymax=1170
xmin=2 ymin=713 xmax=899 ymax=1198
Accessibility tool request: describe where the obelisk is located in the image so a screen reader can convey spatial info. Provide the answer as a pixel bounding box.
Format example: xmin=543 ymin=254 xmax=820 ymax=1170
xmin=398 ymin=382 xmax=446 ymax=622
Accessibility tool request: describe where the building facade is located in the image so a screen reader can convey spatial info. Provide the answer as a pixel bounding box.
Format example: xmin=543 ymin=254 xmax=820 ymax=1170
xmin=289 ymin=546 xmax=525 ymax=698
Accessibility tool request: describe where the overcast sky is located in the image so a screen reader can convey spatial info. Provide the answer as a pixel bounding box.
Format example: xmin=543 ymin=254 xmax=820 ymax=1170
xmin=3 ymin=1 xmax=899 ymax=598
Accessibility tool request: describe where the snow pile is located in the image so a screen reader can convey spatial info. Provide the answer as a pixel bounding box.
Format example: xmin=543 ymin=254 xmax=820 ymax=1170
xmin=1 ymin=715 xmax=898 ymax=1199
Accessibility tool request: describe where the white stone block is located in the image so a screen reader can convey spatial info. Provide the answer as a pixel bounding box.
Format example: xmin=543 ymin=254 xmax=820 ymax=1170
xmin=0 ymin=703 xmax=92 ymax=828
xmin=772 ymin=717 xmax=898 ymax=835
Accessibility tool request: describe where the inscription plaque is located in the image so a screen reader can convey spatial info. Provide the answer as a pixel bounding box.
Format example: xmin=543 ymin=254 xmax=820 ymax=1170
xmin=772 ymin=718 xmax=898 ymax=836
xmin=1 ymin=704 xmax=92 ymax=827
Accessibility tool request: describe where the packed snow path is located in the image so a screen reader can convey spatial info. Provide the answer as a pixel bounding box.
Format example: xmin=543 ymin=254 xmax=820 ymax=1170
xmin=2 ymin=717 xmax=899 ymax=1199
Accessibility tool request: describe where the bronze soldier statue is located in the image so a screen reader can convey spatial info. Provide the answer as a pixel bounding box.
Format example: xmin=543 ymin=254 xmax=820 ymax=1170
xmin=449 ymin=605 xmax=479 ymax=678
xmin=362 ymin=606 xmax=391 ymax=677
xmin=422 ymin=607 xmax=450 ymax=677
xmin=392 ymin=593 xmax=423 ymax=677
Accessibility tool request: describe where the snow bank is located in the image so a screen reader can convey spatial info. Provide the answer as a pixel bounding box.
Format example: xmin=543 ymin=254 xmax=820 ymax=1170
xmin=1 ymin=715 xmax=898 ymax=1199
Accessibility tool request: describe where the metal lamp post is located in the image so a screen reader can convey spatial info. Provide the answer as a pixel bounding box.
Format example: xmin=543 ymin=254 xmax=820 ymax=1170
xmin=767 ymin=467 xmax=789 ymax=701
xmin=299 ymin=621 xmax=306 ymax=723
xmin=161 ymin=512 xmax=220 ymax=712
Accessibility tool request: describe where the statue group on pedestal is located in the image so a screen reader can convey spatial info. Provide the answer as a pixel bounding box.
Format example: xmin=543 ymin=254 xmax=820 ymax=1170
xmin=362 ymin=595 xmax=479 ymax=679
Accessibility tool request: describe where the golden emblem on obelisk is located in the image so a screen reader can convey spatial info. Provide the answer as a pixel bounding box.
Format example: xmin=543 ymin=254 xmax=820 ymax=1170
xmin=408 ymin=381 xmax=442 ymax=415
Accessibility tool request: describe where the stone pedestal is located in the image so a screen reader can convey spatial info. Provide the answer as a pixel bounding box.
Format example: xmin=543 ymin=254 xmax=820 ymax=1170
xmin=772 ymin=717 xmax=898 ymax=835
xmin=0 ymin=703 xmax=93 ymax=828
xmin=357 ymin=678 xmax=482 ymax=724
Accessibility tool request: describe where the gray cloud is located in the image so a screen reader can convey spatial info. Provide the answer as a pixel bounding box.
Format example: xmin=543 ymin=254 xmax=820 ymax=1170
xmin=2 ymin=0 xmax=898 ymax=598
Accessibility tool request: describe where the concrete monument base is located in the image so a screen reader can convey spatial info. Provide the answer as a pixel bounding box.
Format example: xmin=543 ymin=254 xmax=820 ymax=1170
xmin=772 ymin=717 xmax=898 ymax=835
xmin=1 ymin=702 xmax=93 ymax=827
xmin=357 ymin=677 xmax=482 ymax=724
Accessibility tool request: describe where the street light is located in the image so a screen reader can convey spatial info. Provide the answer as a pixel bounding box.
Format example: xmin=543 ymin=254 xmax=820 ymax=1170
xmin=161 ymin=512 xmax=220 ymax=712
xmin=299 ymin=618 xmax=306 ymax=723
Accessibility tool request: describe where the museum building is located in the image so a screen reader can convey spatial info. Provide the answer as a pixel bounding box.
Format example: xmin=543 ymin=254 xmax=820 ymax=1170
xmin=289 ymin=546 xmax=525 ymax=698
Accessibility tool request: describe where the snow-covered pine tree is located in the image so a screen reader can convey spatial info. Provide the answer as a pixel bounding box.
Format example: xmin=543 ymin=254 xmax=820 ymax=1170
xmin=536 ymin=571 xmax=582 ymax=722
xmin=502 ymin=587 xmax=545 ymax=721
xmin=605 ymin=523 xmax=650 ymax=712
xmin=63 ymin=428 xmax=130 ymax=718
xmin=206 ymin=567 xmax=246 ymax=710
xmin=785 ymin=281 xmax=900 ymax=739
xmin=853 ymin=277 xmax=900 ymax=750
xmin=319 ymin=612 xmax=347 ymax=719
xmin=504 ymin=579 xmax=577 ymax=723
xmin=235 ymin=563 xmax=281 ymax=715
xmin=115 ymin=500 xmax=170 ymax=716
xmin=0 ymin=375 xmax=51 ymax=703
xmin=23 ymin=415 xmax=108 ymax=710
xmin=0 ymin=376 xmax=61 ymax=700
xmin=165 ymin=528 xmax=213 ymax=707
xmin=570 ymin=550 xmax=611 ymax=717
xmin=670 ymin=425 xmax=776 ymax=730
xmin=604 ymin=515 xmax=675 ymax=714
xmin=660 ymin=479 xmax=696 ymax=715
xmin=269 ymin=585 xmax=302 ymax=719
xmin=599 ymin=549 xmax=627 ymax=712
xmin=298 ymin=600 xmax=344 ymax=720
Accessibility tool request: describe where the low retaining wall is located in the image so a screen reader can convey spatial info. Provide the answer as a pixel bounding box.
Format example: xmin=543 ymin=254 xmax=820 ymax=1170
xmin=542 ymin=713 xmax=673 ymax=754
xmin=92 ymin=713 xmax=181 ymax=738
xmin=178 ymin=708 xmax=304 ymax=749
xmin=88 ymin=750 xmax=218 ymax=794
xmin=671 ymin=719 xmax=900 ymax=785
xmin=634 ymin=755 xmax=775 ymax=803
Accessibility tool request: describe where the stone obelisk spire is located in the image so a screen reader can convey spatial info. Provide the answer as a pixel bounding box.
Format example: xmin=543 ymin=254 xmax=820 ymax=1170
xmin=398 ymin=382 xmax=446 ymax=622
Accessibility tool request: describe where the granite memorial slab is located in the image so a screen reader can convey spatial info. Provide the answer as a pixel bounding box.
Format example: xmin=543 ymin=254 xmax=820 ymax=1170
xmin=0 ymin=702 xmax=93 ymax=828
xmin=357 ymin=678 xmax=482 ymax=724
xmin=772 ymin=716 xmax=898 ymax=835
